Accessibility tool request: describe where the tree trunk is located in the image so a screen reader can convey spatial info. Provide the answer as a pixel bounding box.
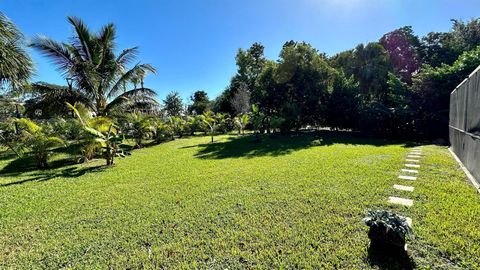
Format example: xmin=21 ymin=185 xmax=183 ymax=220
xmin=36 ymin=154 xmax=48 ymax=169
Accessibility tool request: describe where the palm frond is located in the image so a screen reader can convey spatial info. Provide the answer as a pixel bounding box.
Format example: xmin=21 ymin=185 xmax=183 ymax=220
xmin=45 ymin=136 xmax=66 ymax=148
xmin=116 ymin=47 xmax=139 ymax=67
xmin=30 ymin=36 xmax=75 ymax=76
xmin=107 ymin=64 xmax=156 ymax=98
xmin=0 ymin=12 xmax=34 ymax=91
xmin=24 ymin=82 xmax=92 ymax=118
xmin=15 ymin=118 xmax=40 ymax=133
xmin=67 ymin=16 xmax=94 ymax=62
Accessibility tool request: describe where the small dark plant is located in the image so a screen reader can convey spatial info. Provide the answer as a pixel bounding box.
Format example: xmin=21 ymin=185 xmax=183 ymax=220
xmin=363 ymin=210 xmax=413 ymax=249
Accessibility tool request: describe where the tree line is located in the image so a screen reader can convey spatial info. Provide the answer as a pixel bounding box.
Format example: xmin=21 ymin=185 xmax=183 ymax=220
xmin=196 ymin=20 xmax=480 ymax=139
xmin=3 ymin=14 xmax=480 ymax=143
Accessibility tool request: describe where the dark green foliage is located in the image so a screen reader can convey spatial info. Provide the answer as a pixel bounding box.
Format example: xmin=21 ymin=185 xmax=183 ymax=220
xmin=411 ymin=46 xmax=480 ymax=138
xmin=162 ymin=91 xmax=184 ymax=117
xmin=188 ymin=90 xmax=210 ymax=115
xmin=212 ymin=18 xmax=480 ymax=139
xmin=24 ymin=82 xmax=92 ymax=118
xmin=325 ymin=73 xmax=359 ymax=130
xmin=364 ymin=210 xmax=413 ymax=248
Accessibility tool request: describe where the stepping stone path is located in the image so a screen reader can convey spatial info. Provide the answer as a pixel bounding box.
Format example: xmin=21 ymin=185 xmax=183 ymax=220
xmin=398 ymin=175 xmax=417 ymax=181
xmin=405 ymin=163 xmax=420 ymax=168
xmin=387 ymin=146 xmax=425 ymax=235
xmin=393 ymin=184 xmax=414 ymax=192
xmin=388 ymin=196 xmax=414 ymax=206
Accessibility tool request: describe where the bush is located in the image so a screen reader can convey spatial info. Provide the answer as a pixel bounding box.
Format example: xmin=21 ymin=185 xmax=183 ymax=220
xmin=363 ymin=210 xmax=413 ymax=249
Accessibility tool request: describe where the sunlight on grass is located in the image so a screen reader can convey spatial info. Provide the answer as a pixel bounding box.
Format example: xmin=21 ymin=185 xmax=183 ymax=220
xmin=0 ymin=133 xmax=479 ymax=268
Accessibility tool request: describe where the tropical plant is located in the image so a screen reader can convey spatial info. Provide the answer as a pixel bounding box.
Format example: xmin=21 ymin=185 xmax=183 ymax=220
xmin=202 ymin=111 xmax=217 ymax=143
xmin=270 ymin=116 xmax=285 ymax=134
xmin=0 ymin=12 xmax=34 ymax=91
xmin=0 ymin=117 xmax=22 ymax=157
xmin=123 ymin=113 xmax=156 ymax=148
xmin=31 ymin=16 xmax=157 ymax=116
xmin=15 ymin=118 xmax=65 ymax=169
xmin=363 ymin=210 xmax=413 ymax=249
xmin=68 ymin=102 xmax=126 ymax=166
xmin=215 ymin=112 xmax=231 ymax=134
xmin=154 ymin=120 xmax=174 ymax=142
xmin=250 ymin=104 xmax=264 ymax=142
xmin=233 ymin=114 xmax=249 ymax=135
xmin=168 ymin=116 xmax=186 ymax=138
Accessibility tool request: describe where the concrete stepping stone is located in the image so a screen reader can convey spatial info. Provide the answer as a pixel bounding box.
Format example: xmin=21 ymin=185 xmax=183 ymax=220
xmin=399 ymin=175 xmax=417 ymax=181
xmin=405 ymin=164 xmax=420 ymax=168
xmin=406 ymin=217 xmax=412 ymax=227
xmin=405 ymin=159 xmax=420 ymax=163
xmin=393 ymin=184 xmax=414 ymax=192
xmin=407 ymin=155 xmax=422 ymax=158
xmin=402 ymin=169 xmax=418 ymax=174
xmin=410 ymin=152 xmax=423 ymax=155
xmin=388 ymin=196 xmax=413 ymax=207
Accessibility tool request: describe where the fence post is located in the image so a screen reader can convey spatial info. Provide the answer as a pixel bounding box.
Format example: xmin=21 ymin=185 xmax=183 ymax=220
xmin=464 ymin=82 xmax=469 ymax=132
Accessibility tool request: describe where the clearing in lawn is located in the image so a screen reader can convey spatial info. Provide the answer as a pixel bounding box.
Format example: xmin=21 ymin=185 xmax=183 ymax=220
xmin=0 ymin=132 xmax=479 ymax=269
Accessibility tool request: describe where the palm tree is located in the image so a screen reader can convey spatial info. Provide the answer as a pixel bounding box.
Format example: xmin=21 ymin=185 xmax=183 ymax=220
xmin=202 ymin=111 xmax=217 ymax=143
xmin=123 ymin=113 xmax=156 ymax=148
xmin=31 ymin=16 xmax=157 ymax=116
xmin=234 ymin=113 xmax=249 ymax=135
xmin=68 ymin=102 xmax=125 ymax=166
xmin=15 ymin=118 xmax=65 ymax=169
xmin=0 ymin=12 xmax=34 ymax=91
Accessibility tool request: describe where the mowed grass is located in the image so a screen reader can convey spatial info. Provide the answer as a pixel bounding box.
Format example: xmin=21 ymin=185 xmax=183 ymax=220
xmin=0 ymin=132 xmax=479 ymax=269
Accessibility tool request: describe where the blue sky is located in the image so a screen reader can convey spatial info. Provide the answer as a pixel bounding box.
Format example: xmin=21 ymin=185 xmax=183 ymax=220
xmin=2 ymin=0 xmax=480 ymax=103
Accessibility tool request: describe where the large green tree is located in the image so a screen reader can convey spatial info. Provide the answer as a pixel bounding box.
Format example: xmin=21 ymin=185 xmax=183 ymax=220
xmin=163 ymin=91 xmax=184 ymax=117
xmin=30 ymin=16 xmax=157 ymax=116
xmin=188 ymin=90 xmax=210 ymax=115
xmin=274 ymin=41 xmax=336 ymax=129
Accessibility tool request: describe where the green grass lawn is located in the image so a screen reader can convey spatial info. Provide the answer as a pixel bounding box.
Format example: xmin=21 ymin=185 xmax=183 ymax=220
xmin=0 ymin=132 xmax=479 ymax=269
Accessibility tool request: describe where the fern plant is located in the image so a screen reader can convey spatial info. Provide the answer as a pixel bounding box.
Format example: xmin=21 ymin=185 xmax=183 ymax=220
xmin=363 ymin=210 xmax=413 ymax=248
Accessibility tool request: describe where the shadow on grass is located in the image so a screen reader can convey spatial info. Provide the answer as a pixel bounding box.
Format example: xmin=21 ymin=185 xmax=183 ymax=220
xmin=0 ymin=155 xmax=77 ymax=176
xmin=0 ymin=155 xmax=105 ymax=187
xmin=191 ymin=130 xmax=418 ymax=159
xmin=0 ymin=150 xmax=19 ymax=161
xmin=366 ymin=243 xmax=415 ymax=270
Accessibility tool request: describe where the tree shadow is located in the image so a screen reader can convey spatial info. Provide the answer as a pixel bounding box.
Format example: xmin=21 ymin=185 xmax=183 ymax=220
xmin=0 ymin=165 xmax=105 ymax=187
xmin=366 ymin=242 xmax=416 ymax=270
xmin=191 ymin=130 xmax=418 ymax=160
xmin=0 ymin=151 xmax=18 ymax=161
xmin=0 ymin=155 xmax=78 ymax=177
xmin=0 ymin=154 xmax=105 ymax=187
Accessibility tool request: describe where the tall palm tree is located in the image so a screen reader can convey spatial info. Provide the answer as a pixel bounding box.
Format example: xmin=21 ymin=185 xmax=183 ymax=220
xmin=0 ymin=12 xmax=34 ymax=91
xmin=31 ymin=16 xmax=157 ymax=116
